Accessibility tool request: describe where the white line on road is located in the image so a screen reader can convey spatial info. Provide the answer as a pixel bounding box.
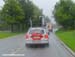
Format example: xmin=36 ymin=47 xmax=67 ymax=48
xmin=2 ymin=47 xmax=25 ymax=57
xmin=2 ymin=53 xmax=25 ymax=57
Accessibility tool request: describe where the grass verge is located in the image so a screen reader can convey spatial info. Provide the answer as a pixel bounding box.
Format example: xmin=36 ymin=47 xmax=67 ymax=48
xmin=0 ymin=32 xmax=20 ymax=39
xmin=56 ymin=30 xmax=75 ymax=52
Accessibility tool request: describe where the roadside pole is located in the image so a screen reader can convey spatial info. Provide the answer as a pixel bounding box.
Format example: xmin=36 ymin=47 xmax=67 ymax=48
xmin=30 ymin=18 xmax=32 ymax=27
xmin=42 ymin=16 xmax=45 ymax=27
xmin=39 ymin=16 xmax=45 ymax=27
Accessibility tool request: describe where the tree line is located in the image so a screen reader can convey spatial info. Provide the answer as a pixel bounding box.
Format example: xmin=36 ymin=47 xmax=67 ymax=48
xmin=0 ymin=0 xmax=42 ymax=32
xmin=54 ymin=0 xmax=75 ymax=30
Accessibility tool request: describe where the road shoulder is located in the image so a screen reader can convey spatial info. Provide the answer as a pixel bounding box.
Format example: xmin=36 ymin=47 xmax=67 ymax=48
xmin=53 ymin=33 xmax=75 ymax=57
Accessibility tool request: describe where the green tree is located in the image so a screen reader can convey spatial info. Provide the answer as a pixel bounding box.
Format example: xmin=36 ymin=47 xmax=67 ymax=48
xmin=54 ymin=0 xmax=75 ymax=30
xmin=18 ymin=0 xmax=42 ymax=27
xmin=18 ymin=0 xmax=34 ymax=26
xmin=32 ymin=5 xmax=42 ymax=26
xmin=1 ymin=0 xmax=24 ymax=32
xmin=1 ymin=0 xmax=43 ymax=32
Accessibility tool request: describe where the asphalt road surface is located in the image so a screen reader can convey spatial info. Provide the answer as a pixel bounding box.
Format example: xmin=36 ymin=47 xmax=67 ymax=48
xmin=0 ymin=33 xmax=74 ymax=57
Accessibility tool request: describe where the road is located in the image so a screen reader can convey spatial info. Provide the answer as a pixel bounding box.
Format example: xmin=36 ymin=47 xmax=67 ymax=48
xmin=0 ymin=33 xmax=74 ymax=57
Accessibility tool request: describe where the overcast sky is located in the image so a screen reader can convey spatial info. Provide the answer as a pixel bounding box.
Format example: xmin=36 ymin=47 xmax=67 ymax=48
xmin=0 ymin=0 xmax=75 ymax=24
xmin=30 ymin=0 xmax=59 ymax=24
xmin=31 ymin=0 xmax=59 ymax=17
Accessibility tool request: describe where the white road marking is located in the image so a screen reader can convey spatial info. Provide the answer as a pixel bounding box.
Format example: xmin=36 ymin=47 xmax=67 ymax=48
xmin=2 ymin=53 xmax=25 ymax=56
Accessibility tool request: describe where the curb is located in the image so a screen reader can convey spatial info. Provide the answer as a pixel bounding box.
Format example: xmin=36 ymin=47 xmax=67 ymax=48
xmin=54 ymin=34 xmax=75 ymax=57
